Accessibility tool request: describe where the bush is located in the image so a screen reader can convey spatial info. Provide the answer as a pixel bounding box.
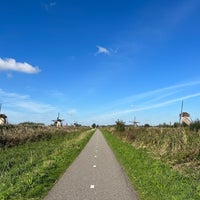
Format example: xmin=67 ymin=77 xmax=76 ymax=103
xmin=91 ymin=123 xmax=96 ymax=128
xmin=190 ymin=119 xmax=200 ymax=131
xmin=115 ymin=120 xmax=125 ymax=132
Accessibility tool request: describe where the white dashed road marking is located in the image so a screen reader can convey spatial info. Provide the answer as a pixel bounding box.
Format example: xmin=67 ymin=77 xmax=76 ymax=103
xmin=44 ymin=129 xmax=138 ymax=200
xmin=90 ymin=185 xmax=95 ymax=189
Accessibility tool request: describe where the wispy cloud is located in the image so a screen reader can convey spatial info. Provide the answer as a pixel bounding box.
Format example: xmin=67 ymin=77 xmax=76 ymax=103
xmin=117 ymin=92 xmax=200 ymax=115
xmin=0 ymin=58 xmax=40 ymax=74
xmin=6 ymin=73 xmax=13 ymax=78
xmin=50 ymin=2 xmax=56 ymax=6
xmin=114 ymin=81 xmax=200 ymax=106
xmin=95 ymin=46 xmax=111 ymax=55
xmin=67 ymin=109 xmax=76 ymax=116
xmin=41 ymin=1 xmax=56 ymax=11
xmin=84 ymin=81 xmax=200 ymax=124
xmin=167 ymin=0 xmax=200 ymax=27
xmin=49 ymin=90 xmax=65 ymax=98
xmin=0 ymin=89 xmax=54 ymax=114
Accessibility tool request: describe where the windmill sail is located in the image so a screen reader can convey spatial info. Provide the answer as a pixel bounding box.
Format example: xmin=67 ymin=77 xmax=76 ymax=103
xmin=179 ymin=100 xmax=191 ymax=126
xmin=0 ymin=104 xmax=7 ymax=125
xmin=181 ymin=116 xmax=191 ymax=125
xmin=180 ymin=112 xmax=191 ymax=125
xmin=52 ymin=112 xmax=64 ymax=127
xmin=130 ymin=116 xmax=140 ymax=127
xmin=179 ymin=100 xmax=183 ymax=124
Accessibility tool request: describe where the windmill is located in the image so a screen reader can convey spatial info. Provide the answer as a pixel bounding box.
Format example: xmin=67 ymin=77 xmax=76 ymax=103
xmin=0 ymin=104 xmax=7 ymax=125
xmin=73 ymin=121 xmax=81 ymax=127
xmin=179 ymin=100 xmax=191 ymax=126
xmin=52 ymin=113 xmax=64 ymax=127
xmin=130 ymin=116 xmax=140 ymax=127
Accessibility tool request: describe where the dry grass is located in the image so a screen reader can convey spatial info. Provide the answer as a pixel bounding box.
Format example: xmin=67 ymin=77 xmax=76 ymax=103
xmin=0 ymin=125 xmax=89 ymax=148
xmin=0 ymin=129 xmax=94 ymax=199
xmin=107 ymin=126 xmax=200 ymax=180
xmin=103 ymin=130 xmax=200 ymax=200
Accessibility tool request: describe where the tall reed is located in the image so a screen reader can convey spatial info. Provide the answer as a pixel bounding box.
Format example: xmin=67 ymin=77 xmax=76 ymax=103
xmin=108 ymin=126 xmax=200 ymax=180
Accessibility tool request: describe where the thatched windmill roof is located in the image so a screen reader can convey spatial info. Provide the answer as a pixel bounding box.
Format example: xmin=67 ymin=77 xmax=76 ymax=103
xmin=0 ymin=114 xmax=7 ymax=119
xmin=180 ymin=112 xmax=190 ymax=117
xmin=180 ymin=112 xmax=191 ymax=125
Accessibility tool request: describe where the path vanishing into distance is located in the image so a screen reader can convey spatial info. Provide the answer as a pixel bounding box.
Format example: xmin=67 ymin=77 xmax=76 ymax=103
xmin=44 ymin=129 xmax=138 ymax=200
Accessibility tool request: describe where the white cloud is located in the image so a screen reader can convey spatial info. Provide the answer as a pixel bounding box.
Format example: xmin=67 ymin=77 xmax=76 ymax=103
xmin=95 ymin=46 xmax=110 ymax=55
xmin=0 ymin=58 xmax=40 ymax=74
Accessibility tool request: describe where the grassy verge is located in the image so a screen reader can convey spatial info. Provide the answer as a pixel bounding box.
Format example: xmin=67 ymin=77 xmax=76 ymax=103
xmin=0 ymin=129 xmax=94 ymax=200
xmin=0 ymin=125 xmax=89 ymax=148
xmin=102 ymin=130 xmax=200 ymax=200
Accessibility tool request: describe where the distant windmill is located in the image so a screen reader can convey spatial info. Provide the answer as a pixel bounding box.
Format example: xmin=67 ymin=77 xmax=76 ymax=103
xmin=52 ymin=113 xmax=64 ymax=127
xmin=0 ymin=104 xmax=7 ymax=125
xmin=130 ymin=116 xmax=140 ymax=127
xmin=179 ymin=100 xmax=191 ymax=126
xmin=73 ymin=121 xmax=81 ymax=127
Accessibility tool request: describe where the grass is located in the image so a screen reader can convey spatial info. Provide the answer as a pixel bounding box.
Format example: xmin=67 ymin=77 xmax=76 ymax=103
xmin=102 ymin=130 xmax=200 ymax=200
xmin=0 ymin=129 xmax=94 ymax=200
xmin=106 ymin=126 xmax=200 ymax=181
xmin=0 ymin=125 xmax=89 ymax=148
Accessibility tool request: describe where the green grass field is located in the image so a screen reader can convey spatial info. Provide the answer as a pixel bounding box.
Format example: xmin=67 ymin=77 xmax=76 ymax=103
xmin=102 ymin=130 xmax=200 ymax=200
xmin=0 ymin=129 xmax=94 ymax=200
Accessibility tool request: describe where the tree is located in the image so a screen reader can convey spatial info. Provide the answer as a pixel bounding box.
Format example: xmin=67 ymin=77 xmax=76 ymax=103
xmin=115 ymin=120 xmax=125 ymax=132
xmin=74 ymin=122 xmax=81 ymax=127
xmin=144 ymin=123 xmax=151 ymax=127
xmin=190 ymin=119 xmax=200 ymax=131
xmin=91 ymin=123 xmax=96 ymax=128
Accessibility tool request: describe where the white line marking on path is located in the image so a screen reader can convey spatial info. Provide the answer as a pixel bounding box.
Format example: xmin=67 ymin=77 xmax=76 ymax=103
xmin=90 ymin=185 xmax=95 ymax=189
xmin=93 ymin=165 xmax=96 ymax=168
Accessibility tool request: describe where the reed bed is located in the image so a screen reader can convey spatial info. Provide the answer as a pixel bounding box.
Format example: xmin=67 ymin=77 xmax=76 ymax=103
xmin=0 ymin=129 xmax=94 ymax=199
xmin=0 ymin=125 xmax=89 ymax=148
xmin=107 ymin=126 xmax=200 ymax=181
xmin=103 ymin=130 xmax=200 ymax=200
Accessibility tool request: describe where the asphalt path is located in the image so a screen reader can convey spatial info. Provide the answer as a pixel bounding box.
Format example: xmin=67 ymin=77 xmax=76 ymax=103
xmin=44 ymin=129 xmax=138 ymax=200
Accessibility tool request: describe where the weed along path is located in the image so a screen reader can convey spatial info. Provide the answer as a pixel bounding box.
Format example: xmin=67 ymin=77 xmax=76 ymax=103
xmin=44 ymin=129 xmax=138 ymax=200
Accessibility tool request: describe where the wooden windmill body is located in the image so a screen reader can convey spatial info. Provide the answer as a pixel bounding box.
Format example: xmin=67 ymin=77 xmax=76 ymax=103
xmin=179 ymin=100 xmax=191 ymax=126
xmin=52 ymin=113 xmax=64 ymax=127
xmin=0 ymin=104 xmax=7 ymax=125
xmin=130 ymin=116 xmax=140 ymax=127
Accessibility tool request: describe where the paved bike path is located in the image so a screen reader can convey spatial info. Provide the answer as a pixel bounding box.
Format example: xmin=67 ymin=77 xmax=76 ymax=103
xmin=44 ymin=129 xmax=138 ymax=200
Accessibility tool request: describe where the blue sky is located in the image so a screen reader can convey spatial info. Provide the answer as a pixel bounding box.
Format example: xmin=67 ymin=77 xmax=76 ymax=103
xmin=0 ymin=0 xmax=200 ymax=126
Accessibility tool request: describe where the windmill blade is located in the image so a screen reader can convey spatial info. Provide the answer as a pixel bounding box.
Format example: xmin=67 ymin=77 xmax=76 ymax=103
xmin=181 ymin=116 xmax=191 ymax=126
xmin=179 ymin=100 xmax=183 ymax=124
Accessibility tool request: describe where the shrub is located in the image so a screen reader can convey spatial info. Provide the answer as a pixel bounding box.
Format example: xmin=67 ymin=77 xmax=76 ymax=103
xmin=190 ymin=119 xmax=200 ymax=132
xmin=91 ymin=123 xmax=96 ymax=128
xmin=115 ymin=120 xmax=125 ymax=132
